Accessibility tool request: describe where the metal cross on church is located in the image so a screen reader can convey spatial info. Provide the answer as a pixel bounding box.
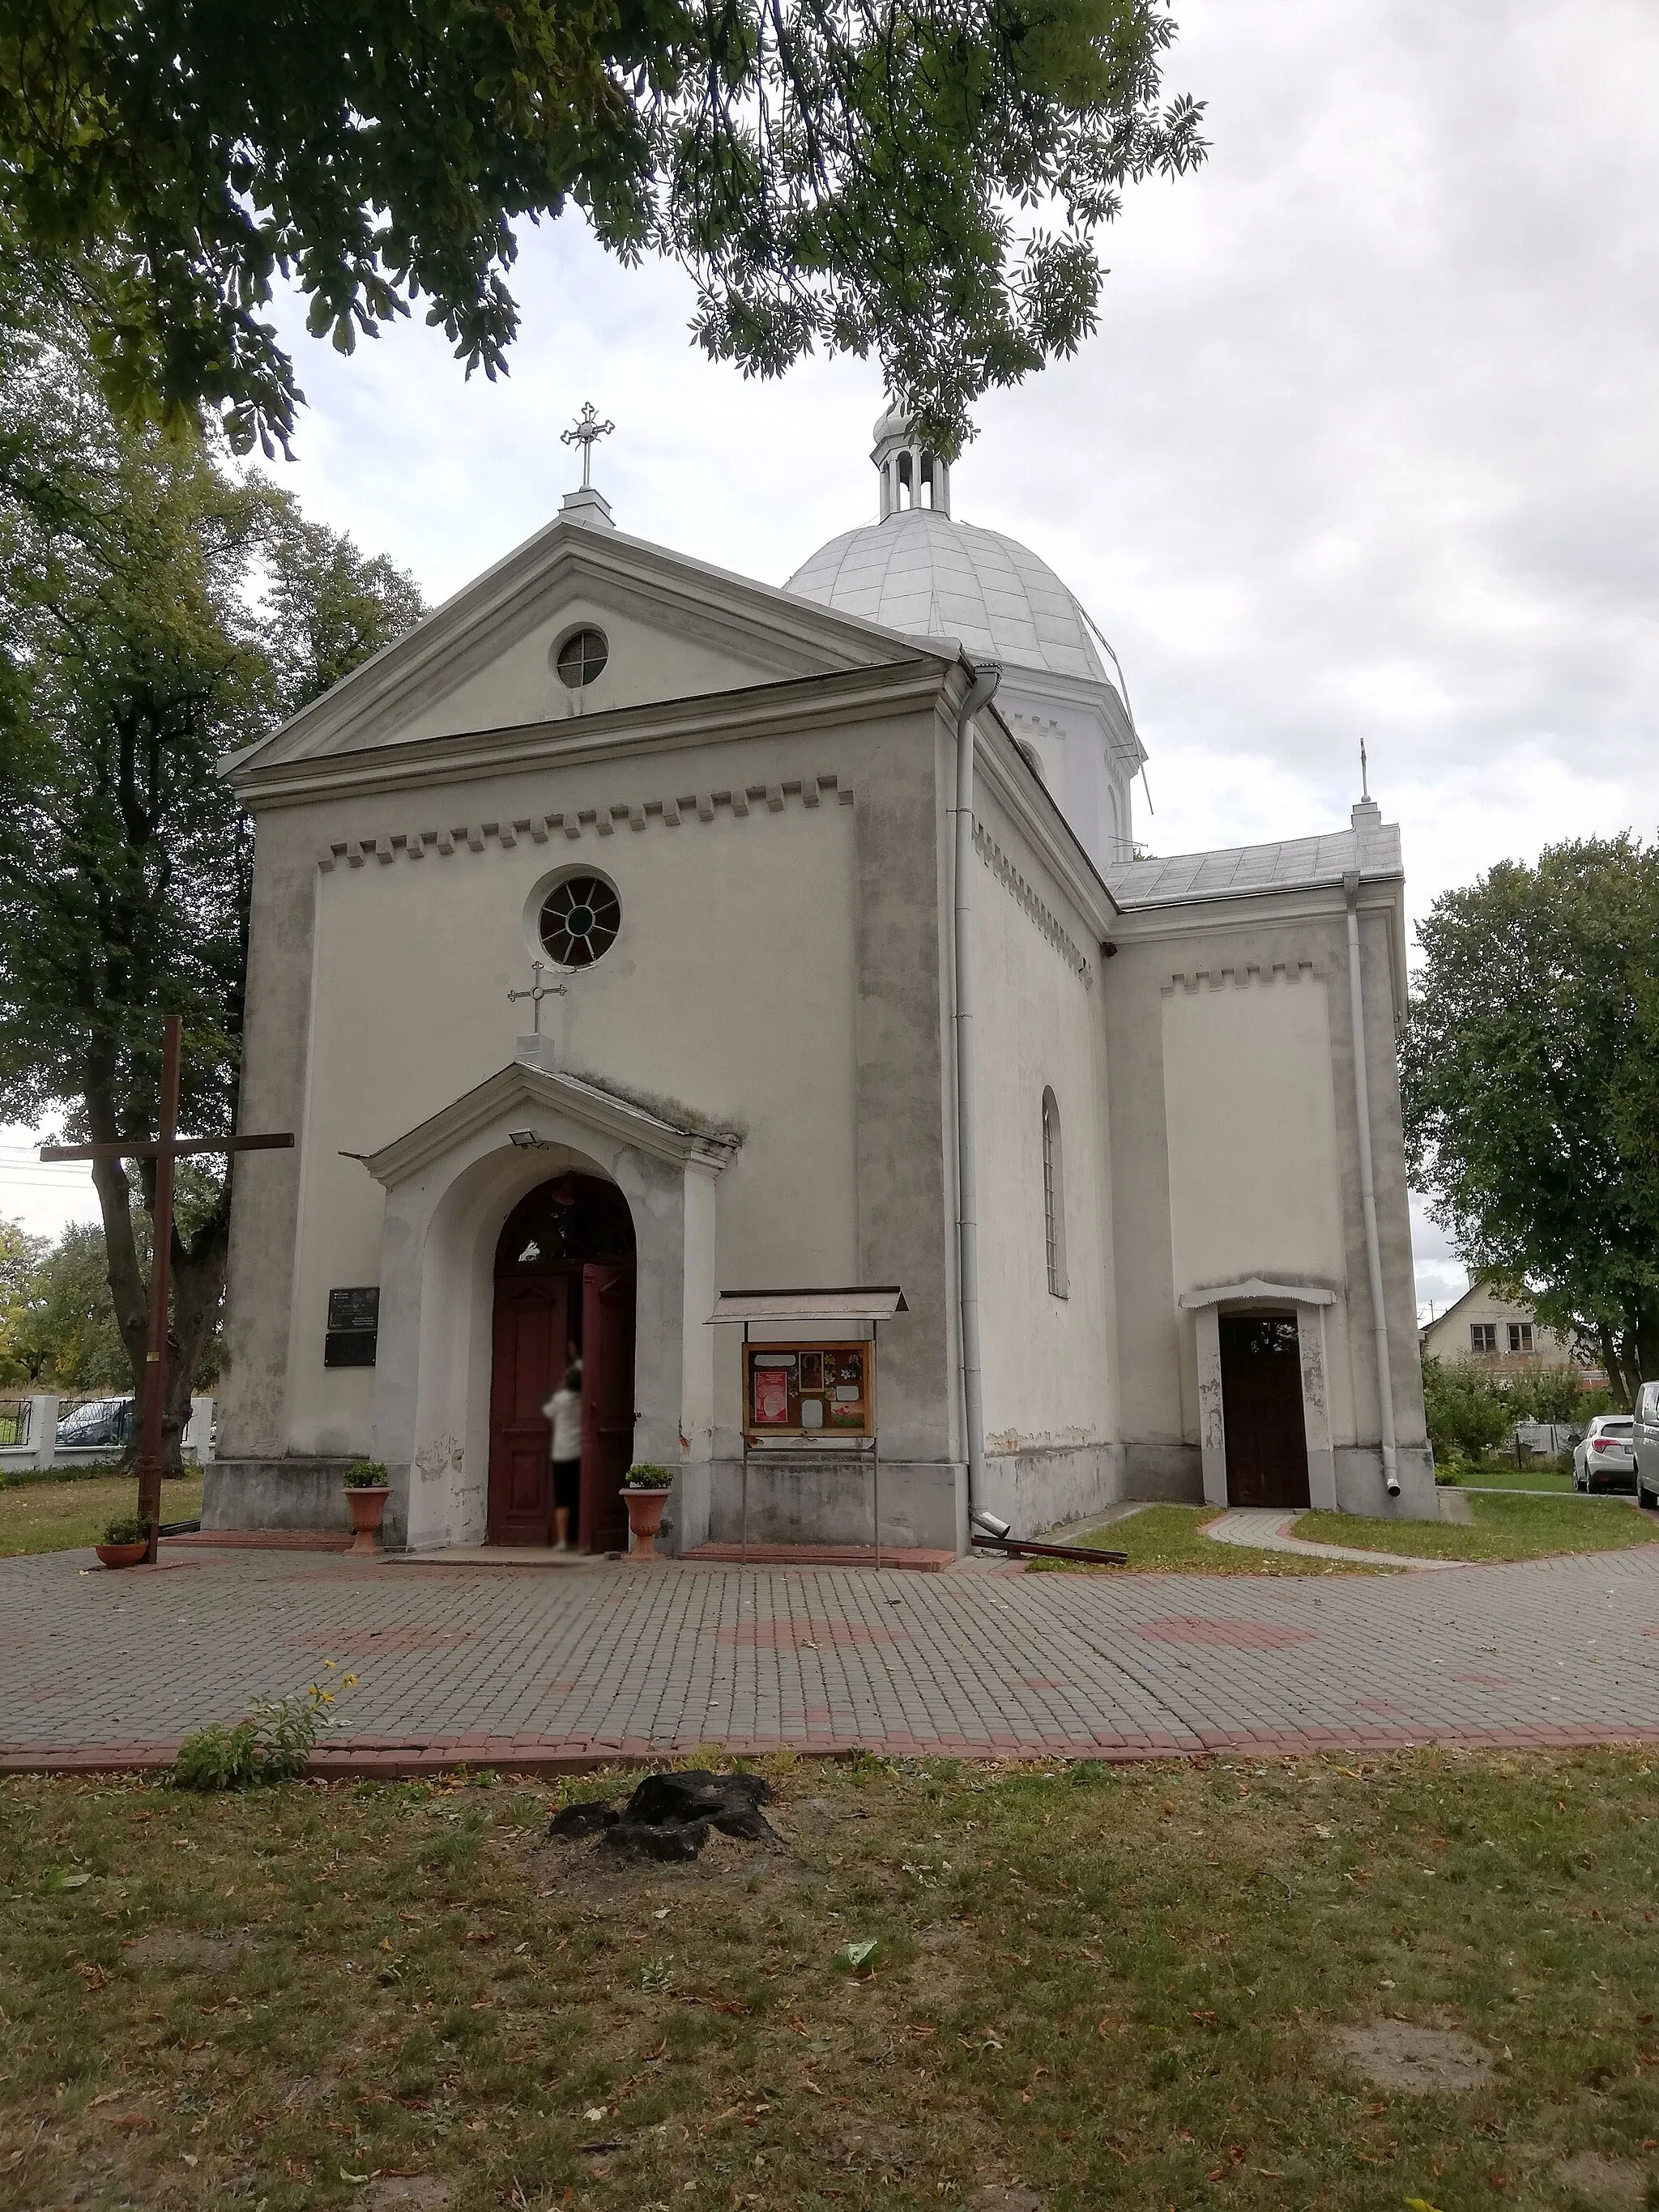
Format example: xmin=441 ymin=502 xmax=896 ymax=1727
xmin=561 ymin=401 xmax=614 ymax=489
xmin=508 ymin=959 xmax=567 ymax=1036
xmin=40 ymin=1016 xmax=293 ymax=1563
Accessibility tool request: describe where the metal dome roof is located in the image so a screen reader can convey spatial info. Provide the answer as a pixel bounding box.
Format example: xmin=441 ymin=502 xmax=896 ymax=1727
xmin=783 ymin=508 xmax=1110 ymax=687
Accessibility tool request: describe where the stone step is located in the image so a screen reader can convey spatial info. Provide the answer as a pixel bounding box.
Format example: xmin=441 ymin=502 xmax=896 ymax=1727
xmin=682 ymin=1541 xmax=956 ymax=1571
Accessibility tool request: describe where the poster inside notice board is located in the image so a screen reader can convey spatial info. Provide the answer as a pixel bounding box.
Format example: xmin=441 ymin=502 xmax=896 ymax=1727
xmin=743 ymin=1340 xmax=872 ymax=1437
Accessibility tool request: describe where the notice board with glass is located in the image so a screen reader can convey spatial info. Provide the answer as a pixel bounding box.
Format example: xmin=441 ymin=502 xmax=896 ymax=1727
xmin=742 ymin=1340 xmax=872 ymax=1439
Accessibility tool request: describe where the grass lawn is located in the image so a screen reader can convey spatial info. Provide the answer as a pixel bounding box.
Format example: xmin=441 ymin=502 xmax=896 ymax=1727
xmin=1445 ymin=1460 xmax=1577 ymax=1495
xmin=5 ymin=1751 xmax=1659 ymax=2210
xmin=1041 ymin=1503 xmax=1381 ymax=1576
xmin=0 ymin=1471 xmax=203 ymax=1558
xmin=1294 ymin=1491 xmax=1659 ymax=1563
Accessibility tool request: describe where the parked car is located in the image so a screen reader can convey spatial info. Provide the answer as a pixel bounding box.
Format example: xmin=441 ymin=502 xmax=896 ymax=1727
xmin=1637 ymin=1383 xmax=1659 ymax=1511
xmin=56 ymin=1396 xmax=134 ymax=1449
xmin=1572 ymin=1414 xmax=1636 ymax=1493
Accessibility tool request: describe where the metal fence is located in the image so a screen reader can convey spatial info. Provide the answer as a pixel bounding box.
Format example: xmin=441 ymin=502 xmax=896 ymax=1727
xmin=0 ymin=1393 xmax=212 ymax=1471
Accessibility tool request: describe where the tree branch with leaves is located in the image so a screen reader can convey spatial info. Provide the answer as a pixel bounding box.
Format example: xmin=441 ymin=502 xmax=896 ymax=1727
xmin=1 ymin=0 xmax=1205 ymax=458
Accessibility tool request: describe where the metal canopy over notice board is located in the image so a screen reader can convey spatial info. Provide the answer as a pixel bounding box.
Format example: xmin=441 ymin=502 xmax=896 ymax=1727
xmin=707 ymin=1287 xmax=908 ymax=1567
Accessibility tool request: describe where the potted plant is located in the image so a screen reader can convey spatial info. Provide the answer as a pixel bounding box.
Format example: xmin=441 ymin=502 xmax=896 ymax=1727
xmin=95 ymin=1512 xmax=152 ymax=1569
xmin=341 ymin=1461 xmax=392 ymax=1555
xmin=619 ymin=1464 xmax=675 ymax=1561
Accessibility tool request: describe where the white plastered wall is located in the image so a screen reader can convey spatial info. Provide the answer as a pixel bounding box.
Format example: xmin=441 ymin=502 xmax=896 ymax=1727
xmin=282 ymin=764 xmax=859 ymax=1456
xmin=998 ymin=676 xmax=1135 ymax=876
xmin=1159 ymin=970 xmax=1356 ymax=1448
xmin=392 ymin=595 xmax=796 ymax=745
xmin=970 ymin=790 xmax=1117 ymax=1528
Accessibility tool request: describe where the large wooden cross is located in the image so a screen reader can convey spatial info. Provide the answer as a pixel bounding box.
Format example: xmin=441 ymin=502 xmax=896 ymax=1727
xmin=41 ymin=1016 xmax=293 ymax=1562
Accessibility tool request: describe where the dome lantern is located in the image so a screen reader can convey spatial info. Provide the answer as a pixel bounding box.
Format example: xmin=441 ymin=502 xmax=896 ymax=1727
xmin=872 ymin=403 xmax=950 ymax=522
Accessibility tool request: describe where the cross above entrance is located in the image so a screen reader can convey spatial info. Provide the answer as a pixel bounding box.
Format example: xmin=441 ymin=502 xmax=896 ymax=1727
xmin=561 ymin=402 xmax=614 ymax=490
xmin=508 ymin=959 xmax=567 ymax=1037
xmin=40 ymin=1015 xmax=294 ymax=1562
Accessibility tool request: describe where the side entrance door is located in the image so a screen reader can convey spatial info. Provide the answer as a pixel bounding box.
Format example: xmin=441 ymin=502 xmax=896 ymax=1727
xmin=1218 ymin=1313 xmax=1310 ymax=1509
xmin=581 ymin=1263 xmax=636 ymax=1554
xmin=487 ymin=1277 xmax=569 ymax=1545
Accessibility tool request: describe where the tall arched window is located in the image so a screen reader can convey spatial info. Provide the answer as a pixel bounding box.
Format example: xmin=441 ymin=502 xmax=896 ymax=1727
xmin=1042 ymin=1088 xmax=1068 ymax=1299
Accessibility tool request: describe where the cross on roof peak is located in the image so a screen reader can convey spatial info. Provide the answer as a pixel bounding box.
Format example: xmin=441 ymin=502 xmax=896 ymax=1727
xmin=561 ymin=402 xmax=614 ymax=491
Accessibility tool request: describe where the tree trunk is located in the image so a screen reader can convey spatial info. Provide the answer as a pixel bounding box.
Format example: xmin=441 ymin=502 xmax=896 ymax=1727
xmin=85 ymin=1052 xmax=231 ymax=1481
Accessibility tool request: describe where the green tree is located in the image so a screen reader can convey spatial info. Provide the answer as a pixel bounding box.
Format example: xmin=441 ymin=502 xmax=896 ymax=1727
xmin=0 ymin=0 xmax=1205 ymax=458
xmin=0 ymin=279 xmax=423 ymax=1471
xmin=1499 ymin=1364 xmax=1594 ymax=1430
xmin=0 ymin=1216 xmax=49 ymax=1383
xmin=15 ymin=1222 xmax=130 ymax=1392
xmin=1401 ymin=838 xmax=1659 ymax=1409
xmin=1419 ymin=1357 xmax=1512 ymax=1468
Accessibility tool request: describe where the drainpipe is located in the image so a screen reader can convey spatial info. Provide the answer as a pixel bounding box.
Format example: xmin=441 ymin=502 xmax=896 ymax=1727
xmin=1344 ymin=872 xmax=1401 ymax=1497
xmin=953 ymin=661 xmax=1001 ymax=1518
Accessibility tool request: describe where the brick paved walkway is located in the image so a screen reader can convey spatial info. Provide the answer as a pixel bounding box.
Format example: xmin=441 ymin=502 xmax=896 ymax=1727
xmin=5 ymin=1541 xmax=1659 ymax=1772
xmin=1203 ymin=1507 xmax=1465 ymax=1568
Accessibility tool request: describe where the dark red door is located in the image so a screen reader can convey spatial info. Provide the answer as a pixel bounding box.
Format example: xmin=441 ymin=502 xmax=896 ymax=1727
xmin=1219 ymin=1314 xmax=1310 ymax=1509
xmin=581 ymin=1263 xmax=636 ymax=1554
xmin=487 ymin=1277 xmax=569 ymax=1545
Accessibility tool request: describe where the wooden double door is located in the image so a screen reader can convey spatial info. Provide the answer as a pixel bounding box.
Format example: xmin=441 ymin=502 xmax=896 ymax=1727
xmin=1219 ymin=1312 xmax=1310 ymax=1509
xmin=487 ymin=1263 xmax=634 ymax=1551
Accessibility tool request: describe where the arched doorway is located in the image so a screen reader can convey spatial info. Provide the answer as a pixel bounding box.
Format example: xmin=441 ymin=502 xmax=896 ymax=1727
xmin=487 ymin=1172 xmax=636 ymax=1550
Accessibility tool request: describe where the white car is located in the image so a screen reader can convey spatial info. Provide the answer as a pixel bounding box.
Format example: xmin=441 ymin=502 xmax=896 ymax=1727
xmin=1572 ymin=1414 xmax=1636 ymax=1493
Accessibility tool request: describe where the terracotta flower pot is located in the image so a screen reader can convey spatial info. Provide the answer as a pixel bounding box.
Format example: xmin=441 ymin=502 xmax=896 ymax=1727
xmin=621 ymin=1486 xmax=672 ymax=1561
xmin=94 ymin=1541 xmax=149 ymax=1570
xmin=343 ymin=1484 xmax=392 ymax=1556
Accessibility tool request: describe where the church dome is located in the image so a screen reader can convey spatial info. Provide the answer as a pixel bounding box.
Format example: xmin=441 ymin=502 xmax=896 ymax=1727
xmin=784 ymin=403 xmax=1115 ymax=690
xmin=784 ymin=507 xmax=1111 ymax=687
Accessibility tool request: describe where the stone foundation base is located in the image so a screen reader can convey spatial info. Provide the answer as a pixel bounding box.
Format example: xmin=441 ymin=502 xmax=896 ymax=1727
xmin=693 ymin=1455 xmax=967 ymax=1555
xmin=1333 ymin=1443 xmax=1438 ymax=1521
xmin=203 ymin=1459 xmax=360 ymax=1536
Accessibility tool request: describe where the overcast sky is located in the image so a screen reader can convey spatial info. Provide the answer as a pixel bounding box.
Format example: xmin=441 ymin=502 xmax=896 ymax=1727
xmin=6 ymin=0 xmax=1657 ymax=1320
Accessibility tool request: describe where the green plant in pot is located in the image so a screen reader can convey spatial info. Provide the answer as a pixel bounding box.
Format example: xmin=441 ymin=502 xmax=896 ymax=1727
xmin=96 ymin=1511 xmax=153 ymax=1568
xmin=620 ymin=1463 xmax=674 ymax=1561
xmin=341 ymin=1460 xmax=391 ymax=1555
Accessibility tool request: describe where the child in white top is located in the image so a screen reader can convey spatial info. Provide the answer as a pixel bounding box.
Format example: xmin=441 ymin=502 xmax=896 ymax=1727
xmin=543 ymin=1361 xmax=582 ymax=1550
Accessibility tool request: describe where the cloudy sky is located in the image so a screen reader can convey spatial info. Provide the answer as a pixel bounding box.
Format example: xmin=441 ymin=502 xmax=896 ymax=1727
xmin=6 ymin=0 xmax=1657 ymax=1319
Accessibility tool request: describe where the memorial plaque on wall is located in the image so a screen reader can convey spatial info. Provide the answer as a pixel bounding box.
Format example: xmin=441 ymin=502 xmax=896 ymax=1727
xmin=743 ymin=1340 xmax=872 ymax=1438
xmin=325 ymin=1285 xmax=380 ymax=1368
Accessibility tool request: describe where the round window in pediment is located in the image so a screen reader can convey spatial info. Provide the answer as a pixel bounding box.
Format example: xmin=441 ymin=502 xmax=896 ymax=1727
xmin=554 ymin=625 xmax=608 ymax=688
xmin=539 ymin=872 xmax=621 ymax=967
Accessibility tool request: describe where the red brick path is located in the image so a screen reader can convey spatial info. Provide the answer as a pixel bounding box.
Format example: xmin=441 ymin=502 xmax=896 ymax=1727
xmin=4 ymin=1541 xmax=1659 ymax=1775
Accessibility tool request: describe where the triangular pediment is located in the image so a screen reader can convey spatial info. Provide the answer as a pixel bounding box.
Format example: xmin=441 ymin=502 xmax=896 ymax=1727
xmin=360 ymin=1058 xmax=742 ymax=1187
xmin=234 ymin=514 xmax=947 ymax=774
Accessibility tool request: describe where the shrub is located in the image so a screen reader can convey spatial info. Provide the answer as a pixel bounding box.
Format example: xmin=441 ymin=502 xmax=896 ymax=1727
xmin=100 ymin=1511 xmax=153 ymax=1545
xmin=622 ymin=1463 xmax=674 ymax=1489
xmin=1499 ymin=1367 xmax=1594 ymax=1426
xmin=1420 ymin=1357 xmax=1511 ymax=1466
xmin=172 ymin=1673 xmax=355 ymax=1790
xmin=343 ymin=1460 xmax=390 ymax=1488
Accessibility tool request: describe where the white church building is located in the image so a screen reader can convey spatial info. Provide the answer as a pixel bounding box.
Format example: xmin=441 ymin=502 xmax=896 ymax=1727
xmin=207 ymin=408 xmax=1434 ymax=1556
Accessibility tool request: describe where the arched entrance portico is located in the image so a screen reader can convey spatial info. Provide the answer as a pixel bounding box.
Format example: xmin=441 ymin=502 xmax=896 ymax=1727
xmin=488 ymin=1174 xmax=635 ymax=1550
xmin=360 ymin=1055 xmax=739 ymax=1554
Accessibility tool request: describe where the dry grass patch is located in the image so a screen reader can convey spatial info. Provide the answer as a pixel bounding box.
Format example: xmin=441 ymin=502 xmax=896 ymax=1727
xmin=4 ymin=1750 xmax=1659 ymax=2209
xmin=0 ymin=1470 xmax=203 ymax=1556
